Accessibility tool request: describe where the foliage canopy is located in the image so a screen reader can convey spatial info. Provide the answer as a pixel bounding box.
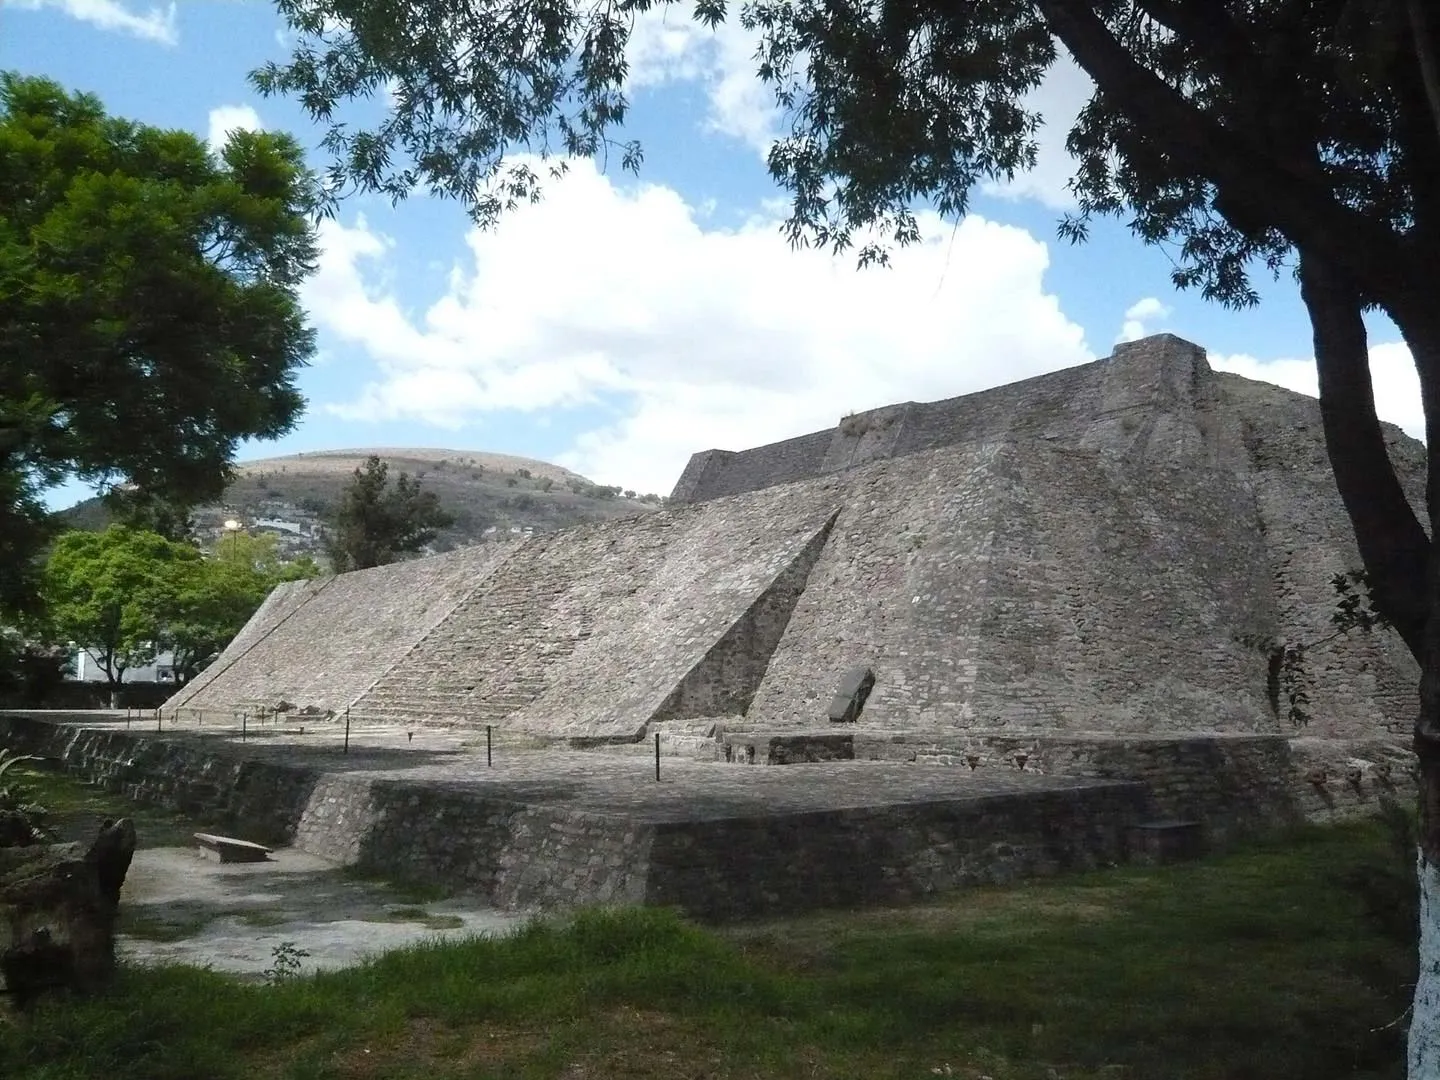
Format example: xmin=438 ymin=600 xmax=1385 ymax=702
xmin=38 ymin=526 xmax=319 ymax=691
xmin=324 ymin=455 xmax=455 ymax=572
xmin=0 ymin=72 xmax=320 ymax=613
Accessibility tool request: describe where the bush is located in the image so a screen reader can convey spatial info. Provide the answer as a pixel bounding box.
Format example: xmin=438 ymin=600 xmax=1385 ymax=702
xmin=0 ymin=749 xmax=52 ymax=845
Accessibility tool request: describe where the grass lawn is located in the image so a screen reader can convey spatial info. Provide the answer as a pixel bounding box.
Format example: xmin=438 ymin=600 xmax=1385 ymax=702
xmin=0 ymin=765 xmax=1419 ymax=1079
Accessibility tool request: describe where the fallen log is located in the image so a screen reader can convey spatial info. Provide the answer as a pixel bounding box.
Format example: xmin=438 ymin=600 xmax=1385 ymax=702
xmin=0 ymin=818 xmax=137 ymax=1008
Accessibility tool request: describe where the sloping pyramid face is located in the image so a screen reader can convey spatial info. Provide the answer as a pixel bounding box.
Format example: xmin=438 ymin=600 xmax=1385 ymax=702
xmin=170 ymin=543 xmax=514 ymax=717
xmin=184 ymin=334 xmax=1422 ymax=742
xmin=744 ymin=438 xmax=1280 ymax=733
xmin=349 ymin=486 xmax=841 ymax=739
xmin=167 ymin=576 xmax=327 ymax=709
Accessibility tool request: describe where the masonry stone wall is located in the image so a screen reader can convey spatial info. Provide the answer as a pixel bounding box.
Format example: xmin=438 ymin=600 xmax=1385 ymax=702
xmin=720 ymin=729 xmax=1416 ymax=845
xmin=1216 ymin=374 xmax=1423 ymax=739
xmin=186 ymin=334 xmax=1424 ymax=745
xmin=352 ymin=489 xmax=842 ymax=739
xmin=673 ymin=429 xmax=835 ymax=504
xmin=173 ymin=544 xmax=513 ymax=717
xmin=292 ymin=776 xmax=654 ymax=908
xmin=0 ymin=713 xmax=320 ymax=845
xmin=3 ymin=713 xmax=1415 ymax=920
xmin=667 ymin=339 xmax=1204 ymax=505
xmin=167 ymin=577 xmax=329 ymax=708
xmin=643 ymin=782 xmax=1150 ymax=919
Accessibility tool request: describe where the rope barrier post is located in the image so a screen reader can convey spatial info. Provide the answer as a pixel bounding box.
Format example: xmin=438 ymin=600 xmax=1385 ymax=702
xmin=241 ymin=711 xmax=247 ymax=743
xmin=655 ymin=732 xmax=661 ymax=782
xmin=344 ymin=706 xmax=351 ymax=754
xmin=487 ymin=724 xmax=492 ymax=768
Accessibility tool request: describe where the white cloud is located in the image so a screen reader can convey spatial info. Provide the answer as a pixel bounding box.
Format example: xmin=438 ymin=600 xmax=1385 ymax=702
xmin=303 ymin=159 xmax=1094 ymax=495
xmin=5 ymin=0 xmax=177 ymax=44
xmin=983 ymin=51 xmax=1091 ymax=211
xmin=625 ymin=3 xmax=777 ymax=154
xmin=207 ymin=105 xmax=263 ymax=154
xmin=1116 ymin=296 xmax=1172 ymax=343
xmin=1211 ymin=342 xmax=1423 ymax=440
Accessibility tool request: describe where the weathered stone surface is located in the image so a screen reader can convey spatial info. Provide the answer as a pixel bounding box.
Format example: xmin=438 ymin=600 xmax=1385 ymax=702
xmin=1 ymin=818 xmax=136 ymax=1006
xmin=2 ymin=335 xmax=1423 ymax=921
xmin=827 ymin=666 xmax=876 ymax=723
xmin=194 ymin=832 xmax=272 ymax=863
xmin=163 ymin=334 xmax=1419 ymax=745
xmin=0 ymin=714 xmax=1417 ymax=921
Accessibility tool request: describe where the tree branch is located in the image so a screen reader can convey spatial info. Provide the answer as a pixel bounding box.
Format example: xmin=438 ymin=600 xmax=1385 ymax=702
xmin=1408 ymin=0 xmax=1440 ymax=146
xmin=1034 ymin=0 xmax=1418 ymax=291
xmin=1299 ymin=249 xmax=1429 ymax=660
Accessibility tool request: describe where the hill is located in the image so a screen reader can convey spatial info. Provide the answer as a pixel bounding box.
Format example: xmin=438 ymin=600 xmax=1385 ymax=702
xmin=63 ymin=448 xmax=662 ymax=561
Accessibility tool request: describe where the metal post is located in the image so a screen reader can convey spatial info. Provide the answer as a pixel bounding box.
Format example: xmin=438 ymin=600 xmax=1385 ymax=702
xmin=344 ymin=706 xmax=351 ymax=754
xmin=156 ymin=709 xmax=162 ymax=733
xmin=241 ymin=711 xmax=247 ymax=742
xmin=487 ymin=724 xmax=492 ymax=767
xmin=655 ymin=732 xmax=661 ymax=782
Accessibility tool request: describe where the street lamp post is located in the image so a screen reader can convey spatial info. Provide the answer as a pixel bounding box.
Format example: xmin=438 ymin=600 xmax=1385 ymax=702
xmin=223 ymin=518 xmax=241 ymax=558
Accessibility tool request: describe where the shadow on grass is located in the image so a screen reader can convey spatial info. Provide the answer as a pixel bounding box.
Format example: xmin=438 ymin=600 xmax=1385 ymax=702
xmin=0 ymin=821 xmax=1416 ymax=1080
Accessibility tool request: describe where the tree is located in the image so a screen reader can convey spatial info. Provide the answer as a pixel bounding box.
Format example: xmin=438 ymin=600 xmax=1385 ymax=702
xmin=171 ymin=531 xmax=320 ymax=682
xmin=0 ymin=72 xmax=319 ymax=616
xmin=259 ymin=4 xmax=1440 ymax=1067
xmin=39 ymin=527 xmax=200 ymax=702
xmin=167 ymin=557 xmax=271 ymax=685
xmin=324 ymin=456 xmax=454 ymax=572
xmin=212 ymin=529 xmax=322 ymax=584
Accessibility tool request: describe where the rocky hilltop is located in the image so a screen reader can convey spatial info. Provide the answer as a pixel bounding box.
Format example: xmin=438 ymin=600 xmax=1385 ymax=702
xmin=66 ymin=448 xmax=661 ymax=560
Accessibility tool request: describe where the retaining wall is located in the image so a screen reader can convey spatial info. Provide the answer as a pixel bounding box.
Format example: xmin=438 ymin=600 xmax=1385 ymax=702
xmin=720 ymin=730 xmax=1416 ymax=844
xmin=0 ymin=712 xmax=1335 ymax=921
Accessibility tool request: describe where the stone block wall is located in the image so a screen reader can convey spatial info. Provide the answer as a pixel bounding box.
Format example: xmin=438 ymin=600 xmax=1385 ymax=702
xmin=184 ymin=334 xmax=1424 ymax=746
xmin=720 ymin=728 xmax=1416 ymax=845
xmin=168 ymin=577 xmax=329 ymax=708
xmin=671 ymin=429 xmax=834 ymax=504
xmin=668 ymin=336 xmax=1210 ymax=505
xmin=1216 ymin=373 xmax=1422 ymax=739
xmin=643 ymin=782 xmax=1151 ymax=920
xmin=964 ymin=442 xmax=1276 ymax=733
xmin=172 ymin=544 xmax=511 ymax=717
xmin=0 ymin=713 xmax=320 ymax=845
xmin=1 ymin=714 xmax=1416 ymax=922
xmin=293 ymin=777 xmax=654 ymax=908
xmin=449 ymin=489 xmax=842 ymax=740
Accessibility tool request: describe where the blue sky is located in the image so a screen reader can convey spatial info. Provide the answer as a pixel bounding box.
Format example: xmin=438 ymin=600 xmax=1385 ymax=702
xmin=3 ymin=0 xmax=1423 ymax=503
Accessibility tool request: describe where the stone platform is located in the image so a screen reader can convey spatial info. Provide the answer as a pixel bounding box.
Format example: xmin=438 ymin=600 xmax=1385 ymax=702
xmin=0 ymin=712 xmax=1414 ymax=920
xmin=1 ymin=712 xmax=1159 ymax=920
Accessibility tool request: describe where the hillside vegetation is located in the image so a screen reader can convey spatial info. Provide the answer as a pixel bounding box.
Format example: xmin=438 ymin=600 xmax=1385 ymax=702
xmin=64 ymin=449 xmax=662 ymax=560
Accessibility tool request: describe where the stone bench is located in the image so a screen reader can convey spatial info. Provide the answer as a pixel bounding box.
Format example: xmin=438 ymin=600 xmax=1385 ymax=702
xmin=194 ymin=832 xmax=273 ymax=864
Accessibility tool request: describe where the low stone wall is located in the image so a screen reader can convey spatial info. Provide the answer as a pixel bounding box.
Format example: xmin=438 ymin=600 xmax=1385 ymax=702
xmin=295 ymin=776 xmax=654 ymax=910
xmin=645 ymin=782 xmax=1151 ymax=920
xmin=0 ymin=712 xmax=320 ymax=845
xmin=2 ymin=713 xmax=1409 ymax=922
xmin=721 ymin=730 xmax=1416 ymax=845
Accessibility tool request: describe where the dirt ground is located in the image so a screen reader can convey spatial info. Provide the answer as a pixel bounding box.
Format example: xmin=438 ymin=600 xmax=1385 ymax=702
xmin=118 ymin=844 xmax=527 ymax=978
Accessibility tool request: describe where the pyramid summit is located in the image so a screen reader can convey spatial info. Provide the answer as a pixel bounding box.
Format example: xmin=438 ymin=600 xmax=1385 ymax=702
xmin=170 ymin=334 xmax=1421 ymax=745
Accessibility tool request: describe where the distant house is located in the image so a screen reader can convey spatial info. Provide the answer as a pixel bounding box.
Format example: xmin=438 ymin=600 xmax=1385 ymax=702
xmin=254 ymin=517 xmax=305 ymax=535
xmin=71 ymin=647 xmax=178 ymax=684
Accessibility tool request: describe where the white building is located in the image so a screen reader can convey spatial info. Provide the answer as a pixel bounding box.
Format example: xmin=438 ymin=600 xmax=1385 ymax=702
xmin=71 ymin=647 xmax=178 ymax=684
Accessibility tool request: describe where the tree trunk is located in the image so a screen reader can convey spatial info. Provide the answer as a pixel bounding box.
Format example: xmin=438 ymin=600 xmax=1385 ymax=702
xmin=1396 ymin=292 xmax=1440 ymax=1075
xmin=0 ymin=818 xmax=136 ymax=1008
xmin=1300 ymin=253 xmax=1440 ymax=1073
xmin=1300 ymin=254 xmax=1430 ymax=653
